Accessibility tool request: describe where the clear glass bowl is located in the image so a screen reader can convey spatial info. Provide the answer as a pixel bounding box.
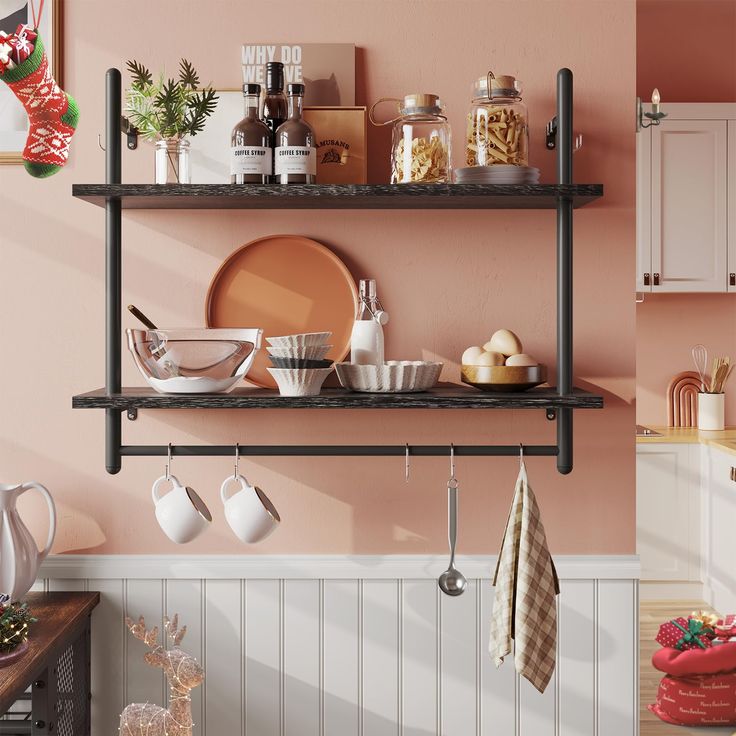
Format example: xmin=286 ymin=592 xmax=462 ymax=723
xmin=126 ymin=328 xmax=263 ymax=394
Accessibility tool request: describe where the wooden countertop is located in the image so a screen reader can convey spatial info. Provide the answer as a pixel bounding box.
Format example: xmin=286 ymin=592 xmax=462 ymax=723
xmin=637 ymin=426 xmax=736 ymax=455
xmin=0 ymin=591 xmax=99 ymax=714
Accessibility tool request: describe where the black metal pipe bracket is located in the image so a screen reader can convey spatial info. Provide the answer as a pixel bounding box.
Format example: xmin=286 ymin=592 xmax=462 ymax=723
xmin=105 ymin=69 xmax=122 ymax=475
xmin=120 ymin=116 xmax=138 ymax=150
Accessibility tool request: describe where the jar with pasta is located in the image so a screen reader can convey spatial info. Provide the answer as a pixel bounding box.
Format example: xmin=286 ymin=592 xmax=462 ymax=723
xmin=371 ymin=94 xmax=451 ymax=184
xmin=466 ymin=73 xmax=528 ymax=167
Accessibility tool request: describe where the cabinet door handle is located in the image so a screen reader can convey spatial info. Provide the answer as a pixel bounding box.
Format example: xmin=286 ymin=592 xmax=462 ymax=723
xmin=653 ymin=273 xmax=660 ymax=286
xmin=731 ymin=467 xmax=736 ymax=481
xmin=643 ymin=273 xmax=650 ymax=286
xmin=730 ymin=273 xmax=735 ymax=287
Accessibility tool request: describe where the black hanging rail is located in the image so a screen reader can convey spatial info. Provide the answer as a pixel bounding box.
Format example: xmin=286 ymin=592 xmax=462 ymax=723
xmin=76 ymin=67 xmax=597 ymax=475
xmin=121 ymin=445 xmax=560 ymax=458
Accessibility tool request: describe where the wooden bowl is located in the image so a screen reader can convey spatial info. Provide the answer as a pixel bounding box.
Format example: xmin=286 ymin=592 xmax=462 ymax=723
xmin=461 ymin=364 xmax=547 ymax=392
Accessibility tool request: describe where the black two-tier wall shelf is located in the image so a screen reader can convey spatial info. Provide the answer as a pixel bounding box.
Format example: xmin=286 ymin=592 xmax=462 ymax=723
xmin=71 ymin=68 xmax=604 ymax=475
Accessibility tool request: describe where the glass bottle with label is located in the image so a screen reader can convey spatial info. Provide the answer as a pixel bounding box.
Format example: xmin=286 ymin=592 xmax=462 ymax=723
xmin=274 ymin=84 xmax=317 ymax=184
xmin=230 ymin=84 xmax=272 ymax=184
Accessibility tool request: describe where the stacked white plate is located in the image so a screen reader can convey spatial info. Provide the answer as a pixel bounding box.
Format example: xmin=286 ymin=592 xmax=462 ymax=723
xmin=454 ymin=165 xmax=540 ymax=184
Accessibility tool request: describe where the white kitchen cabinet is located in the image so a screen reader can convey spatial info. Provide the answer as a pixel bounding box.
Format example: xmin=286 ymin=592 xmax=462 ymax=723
xmin=637 ymin=103 xmax=736 ymax=294
xmin=704 ymin=446 xmax=736 ymax=612
xmin=637 ymin=443 xmax=701 ymax=581
xmin=636 ymin=124 xmax=652 ymax=293
xmin=729 ymin=121 xmax=736 ymax=293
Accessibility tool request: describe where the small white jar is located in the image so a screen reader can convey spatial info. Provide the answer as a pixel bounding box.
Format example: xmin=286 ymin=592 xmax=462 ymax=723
xmin=698 ymin=392 xmax=725 ymax=431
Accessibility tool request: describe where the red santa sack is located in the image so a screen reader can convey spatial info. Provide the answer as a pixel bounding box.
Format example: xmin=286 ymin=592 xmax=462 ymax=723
xmin=649 ymin=643 xmax=736 ymax=726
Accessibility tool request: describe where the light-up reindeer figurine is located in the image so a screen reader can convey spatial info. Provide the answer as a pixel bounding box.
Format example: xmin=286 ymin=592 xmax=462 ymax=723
xmin=120 ymin=614 xmax=204 ymax=736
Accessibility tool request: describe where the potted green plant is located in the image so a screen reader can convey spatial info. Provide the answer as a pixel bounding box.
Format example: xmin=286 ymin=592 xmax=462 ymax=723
xmin=0 ymin=595 xmax=36 ymax=667
xmin=125 ymin=59 xmax=218 ymax=184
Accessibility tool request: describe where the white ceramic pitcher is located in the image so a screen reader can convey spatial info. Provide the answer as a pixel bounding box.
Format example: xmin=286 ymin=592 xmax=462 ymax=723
xmin=0 ymin=482 xmax=56 ymax=601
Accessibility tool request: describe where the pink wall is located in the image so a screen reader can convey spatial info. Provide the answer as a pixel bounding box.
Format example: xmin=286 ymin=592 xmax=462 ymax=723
xmin=637 ymin=295 xmax=736 ymax=425
xmin=636 ymin=0 xmax=736 ymax=426
xmin=0 ymin=0 xmax=635 ymax=555
xmin=637 ymin=0 xmax=736 ymax=102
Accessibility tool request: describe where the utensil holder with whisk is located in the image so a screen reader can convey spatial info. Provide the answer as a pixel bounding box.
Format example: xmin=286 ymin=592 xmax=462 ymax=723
xmin=698 ymin=392 xmax=725 ymax=431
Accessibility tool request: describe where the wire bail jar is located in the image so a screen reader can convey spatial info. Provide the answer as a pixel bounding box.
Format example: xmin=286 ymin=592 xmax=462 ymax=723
xmin=466 ymin=72 xmax=528 ymax=167
xmin=370 ymin=94 xmax=451 ymax=184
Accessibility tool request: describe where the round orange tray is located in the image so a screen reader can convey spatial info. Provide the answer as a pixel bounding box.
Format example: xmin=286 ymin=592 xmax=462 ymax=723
xmin=206 ymin=235 xmax=358 ymax=388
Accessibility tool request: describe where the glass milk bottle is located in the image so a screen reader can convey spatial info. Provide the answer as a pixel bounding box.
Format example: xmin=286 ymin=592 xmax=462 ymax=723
xmin=230 ymin=84 xmax=272 ymax=184
xmin=351 ymin=279 xmax=388 ymax=365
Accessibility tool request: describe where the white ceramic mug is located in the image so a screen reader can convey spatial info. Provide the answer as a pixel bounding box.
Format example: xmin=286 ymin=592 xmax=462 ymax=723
xmin=152 ymin=475 xmax=212 ymax=544
xmin=221 ymin=475 xmax=280 ymax=544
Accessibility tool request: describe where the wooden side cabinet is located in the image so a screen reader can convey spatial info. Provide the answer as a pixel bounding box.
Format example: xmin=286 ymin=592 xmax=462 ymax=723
xmin=0 ymin=592 xmax=99 ymax=736
xmin=636 ymin=443 xmax=701 ymax=581
xmin=637 ymin=104 xmax=736 ymax=293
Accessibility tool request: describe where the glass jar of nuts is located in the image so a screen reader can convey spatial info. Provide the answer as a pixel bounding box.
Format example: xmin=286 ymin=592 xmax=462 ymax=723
xmin=466 ymin=73 xmax=528 ymax=167
xmin=372 ymin=94 xmax=451 ymax=184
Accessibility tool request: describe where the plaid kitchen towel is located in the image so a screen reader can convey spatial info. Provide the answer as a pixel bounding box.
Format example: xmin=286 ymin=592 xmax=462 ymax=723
xmin=489 ymin=459 xmax=560 ymax=693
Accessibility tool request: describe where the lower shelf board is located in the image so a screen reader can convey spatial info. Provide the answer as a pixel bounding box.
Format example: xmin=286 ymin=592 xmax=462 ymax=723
xmin=72 ymin=385 xmax=604 ymax=410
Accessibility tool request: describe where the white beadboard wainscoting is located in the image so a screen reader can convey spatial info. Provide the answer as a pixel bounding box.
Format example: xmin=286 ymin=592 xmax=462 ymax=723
xmin=37 ymin=555 xmax=639 ymax=736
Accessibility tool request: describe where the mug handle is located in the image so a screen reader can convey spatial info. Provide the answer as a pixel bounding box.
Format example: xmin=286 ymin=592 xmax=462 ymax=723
xmin=20 ymin=481 xmax=57 ymax=560
xmin=221 ymin=475 xmax=248 ymax=504
xmin=152 ymin=475 xmax=179 ymax=505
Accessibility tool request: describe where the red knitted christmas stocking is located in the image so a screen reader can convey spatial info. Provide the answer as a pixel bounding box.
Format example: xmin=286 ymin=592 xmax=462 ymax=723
xmin=0 ymin=32 xmax=79 ymax=177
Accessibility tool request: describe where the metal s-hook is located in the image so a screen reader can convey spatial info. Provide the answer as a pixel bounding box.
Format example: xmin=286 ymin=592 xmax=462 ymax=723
xmin=98 ymin=117 xmax=139 ymax=152
xmin=166 ymin=443 xmax=172 ymax=480
xmin=448 ymin=444 xmax=457 ymax=488
xmin=405 ymin=444 xmax=410 ymax=483
xmin=234 ymin=442 xmax=240 ymax=479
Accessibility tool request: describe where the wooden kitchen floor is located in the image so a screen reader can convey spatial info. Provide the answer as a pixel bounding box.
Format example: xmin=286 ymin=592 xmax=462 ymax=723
xmin=640 ymin=600 xmax=733 ymax=736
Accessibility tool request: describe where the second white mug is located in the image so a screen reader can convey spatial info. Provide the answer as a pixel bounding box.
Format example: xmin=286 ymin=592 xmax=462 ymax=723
xmin=221 ymin=475 xmax=280 ymax=544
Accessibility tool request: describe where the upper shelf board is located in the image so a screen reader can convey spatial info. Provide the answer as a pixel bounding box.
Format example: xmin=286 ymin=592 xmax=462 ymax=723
xmin=71 ymin=183 xmax=604 ymax=210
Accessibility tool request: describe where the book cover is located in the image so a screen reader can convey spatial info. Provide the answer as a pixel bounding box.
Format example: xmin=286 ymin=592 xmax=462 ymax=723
xmin=241 ymin=43 xmax=355 ymax=106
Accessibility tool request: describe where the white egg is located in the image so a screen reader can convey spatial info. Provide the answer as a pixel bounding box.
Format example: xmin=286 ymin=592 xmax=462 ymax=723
xmin=475 ymin=350 xmax=505 ymax=366
xmin=505 ymin=353 xmax=538 ymax=367
xmin=485 ymin=329 xmax=523 ymax=357
xmin=461 ymin=346 xmax=485 ymax=365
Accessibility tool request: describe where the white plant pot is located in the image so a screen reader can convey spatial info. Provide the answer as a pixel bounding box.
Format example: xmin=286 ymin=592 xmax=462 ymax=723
xmin=698 ymin=392 xmax=725 ymax=431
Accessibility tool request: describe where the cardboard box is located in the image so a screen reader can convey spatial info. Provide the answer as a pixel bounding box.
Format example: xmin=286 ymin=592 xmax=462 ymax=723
xmin=303 ymin=107 xmax=367 ymax=184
